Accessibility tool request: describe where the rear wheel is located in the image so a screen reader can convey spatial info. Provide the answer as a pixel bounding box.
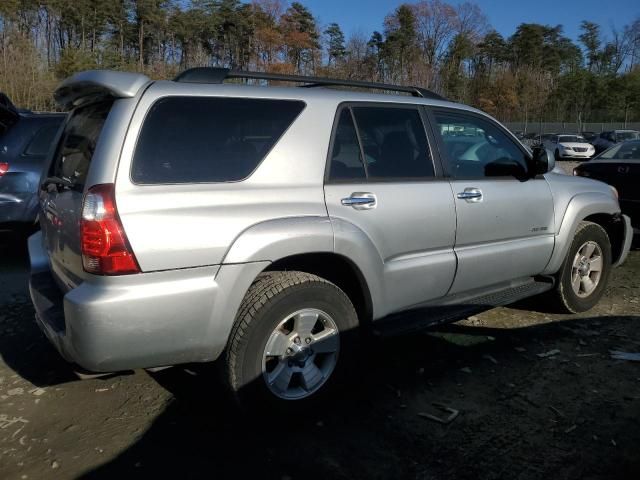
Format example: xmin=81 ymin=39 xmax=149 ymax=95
xmin=547 ymin=221 xmax=612 ymax=313
xmin=223 ymin=271 xmax=359 ymax=407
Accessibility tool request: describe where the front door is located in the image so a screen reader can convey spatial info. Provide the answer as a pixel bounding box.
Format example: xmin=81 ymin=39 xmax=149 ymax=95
xmin=429 ymin=108 xmax=555 ymax=294
xmin=324 ymin=104 xmax=457 ymax=317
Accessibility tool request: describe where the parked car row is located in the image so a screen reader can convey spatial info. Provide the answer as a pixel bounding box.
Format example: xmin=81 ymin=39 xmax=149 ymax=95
xmin=574 ymin=140 xmax=640 ymax=231
xmin=542 ymin=134 xmax=595 ymax=160
xmin=514 ymin=128 xmax=640 ymax=161
xmin=0 ymin=94 xmax=65 ymax=235
xmin=592 ymin=130 xmax=640 ymax=154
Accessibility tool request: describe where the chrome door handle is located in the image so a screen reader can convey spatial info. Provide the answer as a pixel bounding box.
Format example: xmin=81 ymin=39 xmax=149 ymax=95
xmin=457 ymin=188 xmax=483 ymax=202
xmin=341 ymin=193 xmax=377 ymax=210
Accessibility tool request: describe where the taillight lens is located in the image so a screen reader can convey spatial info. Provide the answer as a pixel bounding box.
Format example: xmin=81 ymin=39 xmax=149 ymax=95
xmin=81 ymin=184 xmax=140 ymax=275
xmin=0 ymin=162 xmax=9 ymax=176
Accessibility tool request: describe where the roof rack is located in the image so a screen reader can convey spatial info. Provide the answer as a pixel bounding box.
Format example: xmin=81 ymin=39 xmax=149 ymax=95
xmin=173 ymin=67 xmax=445 ymax=100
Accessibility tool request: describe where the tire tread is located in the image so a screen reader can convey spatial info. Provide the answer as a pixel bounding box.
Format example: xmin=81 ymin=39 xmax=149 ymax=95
xmin=224 ymin=271 xmax=350 ymax=393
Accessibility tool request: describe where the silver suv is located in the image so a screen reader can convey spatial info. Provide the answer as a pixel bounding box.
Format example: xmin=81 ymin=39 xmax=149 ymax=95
xmin=28 ymin=69 xmax=633 ymax=404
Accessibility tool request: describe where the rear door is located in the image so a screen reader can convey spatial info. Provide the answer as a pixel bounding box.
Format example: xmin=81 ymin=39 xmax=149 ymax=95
xmin=324 ymin=104 xmax=457 ymax=316
xmin=40 ymin=101 xmax=112 ymax=290
xmin=429 ymin=108 xmax=555 ymax=294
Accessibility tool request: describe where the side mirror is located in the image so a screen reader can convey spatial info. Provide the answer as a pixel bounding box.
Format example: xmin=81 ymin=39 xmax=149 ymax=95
xmin=485 ymin=158 xmax=528 ymax=179
xmin=531 ymin=146 xmax=554 ymax=176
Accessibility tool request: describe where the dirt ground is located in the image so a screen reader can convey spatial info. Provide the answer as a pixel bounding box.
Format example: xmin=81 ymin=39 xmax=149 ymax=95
xmin=1 ymin=163 xmax=638 ymax=480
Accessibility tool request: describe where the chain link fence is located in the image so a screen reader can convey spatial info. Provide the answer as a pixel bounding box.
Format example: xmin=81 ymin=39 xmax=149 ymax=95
xmin=503 ymin=122 xmax=640 ymax=135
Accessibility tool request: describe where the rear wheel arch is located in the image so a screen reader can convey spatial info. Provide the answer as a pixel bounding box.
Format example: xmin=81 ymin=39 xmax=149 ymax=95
xmin=263 ymin=252 xmax=373 ymax=327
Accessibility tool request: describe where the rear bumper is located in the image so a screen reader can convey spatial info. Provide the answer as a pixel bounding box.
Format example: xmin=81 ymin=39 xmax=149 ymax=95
xmin=0 ymin=192 xmax=39 ymax=227
xmin=28 ymin=232 xmax=269 ymax=372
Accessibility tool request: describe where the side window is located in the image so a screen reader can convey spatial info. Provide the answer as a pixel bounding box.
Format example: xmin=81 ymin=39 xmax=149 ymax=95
xmin=351 ymin=106 xmax=434 ymax=180
xmin=433 ymin=111 xmax=528 ymax=179
xmin=328 ymin=109 xmax=366 ymax=180
xmin=132 ymin=97 xmax=305 ymax=184
xmin=23 ymin=124 xmax=60 ymax=156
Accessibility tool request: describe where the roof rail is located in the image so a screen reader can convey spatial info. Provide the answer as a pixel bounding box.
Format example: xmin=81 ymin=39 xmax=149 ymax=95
xmin=173 ymin=67 xmax=445 ymax=100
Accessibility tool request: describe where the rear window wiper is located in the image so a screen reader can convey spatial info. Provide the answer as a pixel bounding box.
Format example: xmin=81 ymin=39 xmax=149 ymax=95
xmin=41 ymin=176 xmax=75 ymax=190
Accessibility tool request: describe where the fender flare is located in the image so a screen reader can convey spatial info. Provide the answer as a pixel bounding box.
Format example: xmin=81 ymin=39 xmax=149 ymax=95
xmin=221 ymin=216 xmax=334 ymax=264
xmin=222 ymin=215 xmax=386 ymax=319
xmin=330 ymin=217 xmax=386 ymax=318
xmin=542 ymin=192 xmax=621 ymax=275
xmin=205 ymin=216 xmax=384 ymax=359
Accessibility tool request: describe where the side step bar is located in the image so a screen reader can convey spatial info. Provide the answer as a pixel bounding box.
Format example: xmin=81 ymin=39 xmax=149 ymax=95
xmin=373 ymin=277 xmax=554 ymax=337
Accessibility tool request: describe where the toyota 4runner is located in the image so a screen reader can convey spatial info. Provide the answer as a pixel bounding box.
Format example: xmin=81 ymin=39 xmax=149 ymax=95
xmin=28 ymin=69 xmax=633 ymax=404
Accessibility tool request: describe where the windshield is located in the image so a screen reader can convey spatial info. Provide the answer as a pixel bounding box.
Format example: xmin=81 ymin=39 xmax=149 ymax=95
xmin=615 ymin=131 xmax=640 ymax=142
xmin=599 ymin=140 xmax=640 ymax=160
xmin=558 ymin=136 xmax=584 ymax=143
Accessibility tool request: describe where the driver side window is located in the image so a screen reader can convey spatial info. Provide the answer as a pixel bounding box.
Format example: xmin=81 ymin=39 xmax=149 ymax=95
xmin=433 ymin=111 xmax=528 ymax=179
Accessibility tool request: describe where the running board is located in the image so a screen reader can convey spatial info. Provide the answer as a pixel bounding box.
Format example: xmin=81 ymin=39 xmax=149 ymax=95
xmin=373 ymin=277 xmax=554 ymax=337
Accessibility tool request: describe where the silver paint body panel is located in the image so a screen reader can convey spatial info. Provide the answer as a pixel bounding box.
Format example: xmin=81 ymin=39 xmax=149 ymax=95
xmin=28 ymin=70 xmax=632 ymax=372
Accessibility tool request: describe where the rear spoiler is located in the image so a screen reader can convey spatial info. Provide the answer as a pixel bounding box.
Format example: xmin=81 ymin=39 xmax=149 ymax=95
xmin=0 ymin=92 xmax=19 ymax=133
xmin=54 ymin=70 xmax=151 ymax=110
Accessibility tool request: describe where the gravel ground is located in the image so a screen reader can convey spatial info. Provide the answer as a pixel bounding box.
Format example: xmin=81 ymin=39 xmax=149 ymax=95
xmin=559 ymin=160 xmax=581 ymax=175
xmin=1 ymin=203 xmax=638 ymax=479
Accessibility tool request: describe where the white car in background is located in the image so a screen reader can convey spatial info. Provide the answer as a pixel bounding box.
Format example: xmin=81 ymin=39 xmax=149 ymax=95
xmin=543 ymin=134 xmax=595 ymax=160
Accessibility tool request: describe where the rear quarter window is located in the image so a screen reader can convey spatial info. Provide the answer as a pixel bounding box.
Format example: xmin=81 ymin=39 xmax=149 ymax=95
xmin=131 ymin=97 xmax=305 ymax=184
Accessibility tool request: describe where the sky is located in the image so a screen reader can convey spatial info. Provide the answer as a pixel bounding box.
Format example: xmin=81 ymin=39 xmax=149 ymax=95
xmin=300 ymin=0 xmax=639 ymax=41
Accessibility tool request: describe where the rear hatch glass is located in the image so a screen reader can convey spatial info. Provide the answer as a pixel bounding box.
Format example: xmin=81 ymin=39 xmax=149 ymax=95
xmin=41 ymin=100 xmax=113 ymax=290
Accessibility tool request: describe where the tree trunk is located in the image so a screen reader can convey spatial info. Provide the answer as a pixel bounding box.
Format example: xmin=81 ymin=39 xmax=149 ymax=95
xmin=139 ymin=21 xmax=144 ymax=70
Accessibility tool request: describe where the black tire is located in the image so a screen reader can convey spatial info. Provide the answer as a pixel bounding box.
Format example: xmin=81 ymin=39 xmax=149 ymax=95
xmin=223 ymin=271 xmax=359 ymax=408
xmin=554 ymin=149 xmax=561 ymax=162
xmin=547 ymin=221 xmax=612 ymax=313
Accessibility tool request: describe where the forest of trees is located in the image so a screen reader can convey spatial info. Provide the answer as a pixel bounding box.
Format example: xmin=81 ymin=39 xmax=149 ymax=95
xmin=1 ymin=0 xmax=639 ymax=125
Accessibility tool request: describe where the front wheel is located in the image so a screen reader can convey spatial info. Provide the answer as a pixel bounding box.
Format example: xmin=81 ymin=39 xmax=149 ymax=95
xmin=548 ymin=221 xmax=612 ymax=313
xmin=554 ymin=149 xmax=561 ymax=161
xmin=223 ymin=271 xmax=359 ymax=407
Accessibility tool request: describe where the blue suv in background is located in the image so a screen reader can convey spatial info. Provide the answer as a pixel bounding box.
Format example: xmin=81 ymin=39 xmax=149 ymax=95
xmin=0 ymin=93 xmax=65 ymax=235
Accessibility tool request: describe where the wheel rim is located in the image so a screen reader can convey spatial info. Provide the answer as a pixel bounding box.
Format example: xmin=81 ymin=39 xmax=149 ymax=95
xmin=570 ymin=241 xmax=604 ymax=298
xmin=262 ymin=308 xmax=340 ymax=400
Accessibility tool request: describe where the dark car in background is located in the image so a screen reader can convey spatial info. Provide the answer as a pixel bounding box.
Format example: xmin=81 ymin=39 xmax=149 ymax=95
xmin=592 ymin=130 xmax=640 ymax=154
xmin=0 ymin=94 xmax=65 ymax=234
xmin=574 ymin=140 xmax=640 ymax=230
xmin=581 ymin=131 xmax=597 ymax=143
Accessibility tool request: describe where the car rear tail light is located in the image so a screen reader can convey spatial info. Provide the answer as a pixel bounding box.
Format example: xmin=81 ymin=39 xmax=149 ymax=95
xmin=81 ymin=184 xmax=140 ymax=275
xmin=0 ymin=162 xmax=8 ymax=176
